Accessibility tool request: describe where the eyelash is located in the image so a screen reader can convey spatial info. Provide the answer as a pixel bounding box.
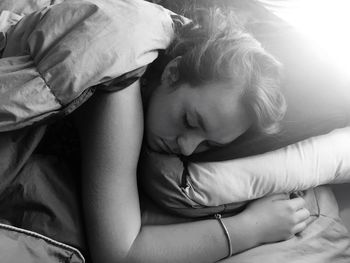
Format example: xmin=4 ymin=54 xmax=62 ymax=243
xmin=181 ymin=114 xmax=226 ymax=148
xmin=183 ymin=113 xmax=193 ymax=129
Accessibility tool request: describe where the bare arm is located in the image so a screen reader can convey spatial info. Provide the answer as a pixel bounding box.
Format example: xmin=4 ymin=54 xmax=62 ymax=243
xmin=74 ymin=81 xmax=263 ymax=263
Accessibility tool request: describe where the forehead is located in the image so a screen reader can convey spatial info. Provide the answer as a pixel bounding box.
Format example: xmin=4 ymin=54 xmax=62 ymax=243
xmin=186 ymin=82 xmax=251 ymax=143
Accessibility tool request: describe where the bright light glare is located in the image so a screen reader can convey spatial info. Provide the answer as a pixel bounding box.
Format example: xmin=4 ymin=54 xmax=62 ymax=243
xmin=260 ymin=0 xmax=350 ymax=76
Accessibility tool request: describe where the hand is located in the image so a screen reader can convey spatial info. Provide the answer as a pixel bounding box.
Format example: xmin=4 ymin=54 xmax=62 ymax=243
xmin=242 ymin=193 xmax=311 ymax=245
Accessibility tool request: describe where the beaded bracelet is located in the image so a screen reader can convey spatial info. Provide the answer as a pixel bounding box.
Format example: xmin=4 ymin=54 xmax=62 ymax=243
xmin=215 ymin=213 xmax=233 ymax=259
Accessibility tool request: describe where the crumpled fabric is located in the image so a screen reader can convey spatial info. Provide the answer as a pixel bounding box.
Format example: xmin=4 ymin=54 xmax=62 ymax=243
xmin=0 ymin=125 xmax=86 ymax=262
xmin=0 ymin=223 xmax=84 ymax=263
xmin=0 ymin=0 xmax=175 ymax=131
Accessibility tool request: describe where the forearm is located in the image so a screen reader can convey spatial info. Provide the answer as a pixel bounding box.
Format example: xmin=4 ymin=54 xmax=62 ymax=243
xmin=83 ymin=166 xmax=258 ymax=263
xmin=125 ymin=214 xmax=257 ymax=263
xmin=82 ymin=147 xmax=258 ymax=263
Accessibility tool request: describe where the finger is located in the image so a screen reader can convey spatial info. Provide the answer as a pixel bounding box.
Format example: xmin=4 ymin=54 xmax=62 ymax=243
xmin=295 ymin=208 xmax=310 ymax=223
xmin=292 ymin=221 xmax=307 ymax=235
xmin=304 ymin=215 xmax=314 ymax=226
xmin=269 ymin=193 xmax=290 ymax=201
xmin=288 ymin=196 xmax=306 ymax=210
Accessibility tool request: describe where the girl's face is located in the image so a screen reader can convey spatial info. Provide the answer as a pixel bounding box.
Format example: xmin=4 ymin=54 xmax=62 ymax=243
xmin=145 ymin=60 xmax=252 ymax=156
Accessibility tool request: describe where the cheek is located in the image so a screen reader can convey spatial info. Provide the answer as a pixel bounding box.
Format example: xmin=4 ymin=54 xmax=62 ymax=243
xmin=145 ymin=100 xmax=176 ymax=151
xmin=145 ymin=104 xmax=162 ymax=150
xmin=146 ymin=107 xmax=164 ymax=135
xmin=145 ymin=94 xmax=171 ymax=138
xmin=145 ymin=89 xmax=183 ymax=141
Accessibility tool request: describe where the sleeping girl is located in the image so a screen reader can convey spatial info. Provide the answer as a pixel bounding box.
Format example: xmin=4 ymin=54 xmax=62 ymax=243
xmin=0 ymin=0 xmax=349 ymax=262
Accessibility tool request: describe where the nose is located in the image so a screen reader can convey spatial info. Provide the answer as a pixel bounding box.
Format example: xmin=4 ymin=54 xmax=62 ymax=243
xmin=177 ymin=133 xmax=204 ymax=156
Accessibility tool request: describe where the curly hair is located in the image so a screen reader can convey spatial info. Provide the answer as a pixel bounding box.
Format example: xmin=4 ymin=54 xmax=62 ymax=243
xmin=165 ymin=7 xmax=287 ymax=135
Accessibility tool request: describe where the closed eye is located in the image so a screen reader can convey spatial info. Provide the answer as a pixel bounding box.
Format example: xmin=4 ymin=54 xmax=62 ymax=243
xmin=183 ymin=113 xmax=194 ymax=129
xmin=194 ymin=140 xmax=225 ymax=153
xmin=205 ymin=140 xmax=227 ymax=148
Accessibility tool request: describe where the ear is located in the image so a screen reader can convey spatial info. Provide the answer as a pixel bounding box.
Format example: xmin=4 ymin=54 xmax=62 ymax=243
xmin=161 ymin=56 xmax=181 ymax=86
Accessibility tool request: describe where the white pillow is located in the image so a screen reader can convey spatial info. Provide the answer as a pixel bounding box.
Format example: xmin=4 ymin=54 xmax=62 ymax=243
xmin=185 ymin=126 xmax=350 ymax=206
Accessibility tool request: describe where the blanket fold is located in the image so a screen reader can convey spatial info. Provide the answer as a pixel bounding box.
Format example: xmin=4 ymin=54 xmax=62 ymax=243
xmin=0 ymin=0 xmax=175 ymax=132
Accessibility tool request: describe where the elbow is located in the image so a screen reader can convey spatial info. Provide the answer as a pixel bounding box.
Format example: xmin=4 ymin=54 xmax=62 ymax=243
xmin=89 ymin=247 xmax=135 ymax=263
xmin=88 ymin=233 xmax=144 ymax=263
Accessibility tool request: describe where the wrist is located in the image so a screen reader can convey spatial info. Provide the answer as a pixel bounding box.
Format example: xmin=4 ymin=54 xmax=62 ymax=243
xmin=222 ymin=212 xmax=261 ymax=255
xmin=236 ymin=212 xmax=263 ymax=248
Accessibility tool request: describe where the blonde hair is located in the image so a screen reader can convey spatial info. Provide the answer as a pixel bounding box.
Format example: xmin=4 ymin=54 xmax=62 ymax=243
xmin=166 ymin=8 xmax=287 ymax=135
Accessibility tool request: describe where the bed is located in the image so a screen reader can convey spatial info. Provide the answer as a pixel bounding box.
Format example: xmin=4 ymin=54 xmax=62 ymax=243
xmin=0 ymin=0 xmax=349 ymax=262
